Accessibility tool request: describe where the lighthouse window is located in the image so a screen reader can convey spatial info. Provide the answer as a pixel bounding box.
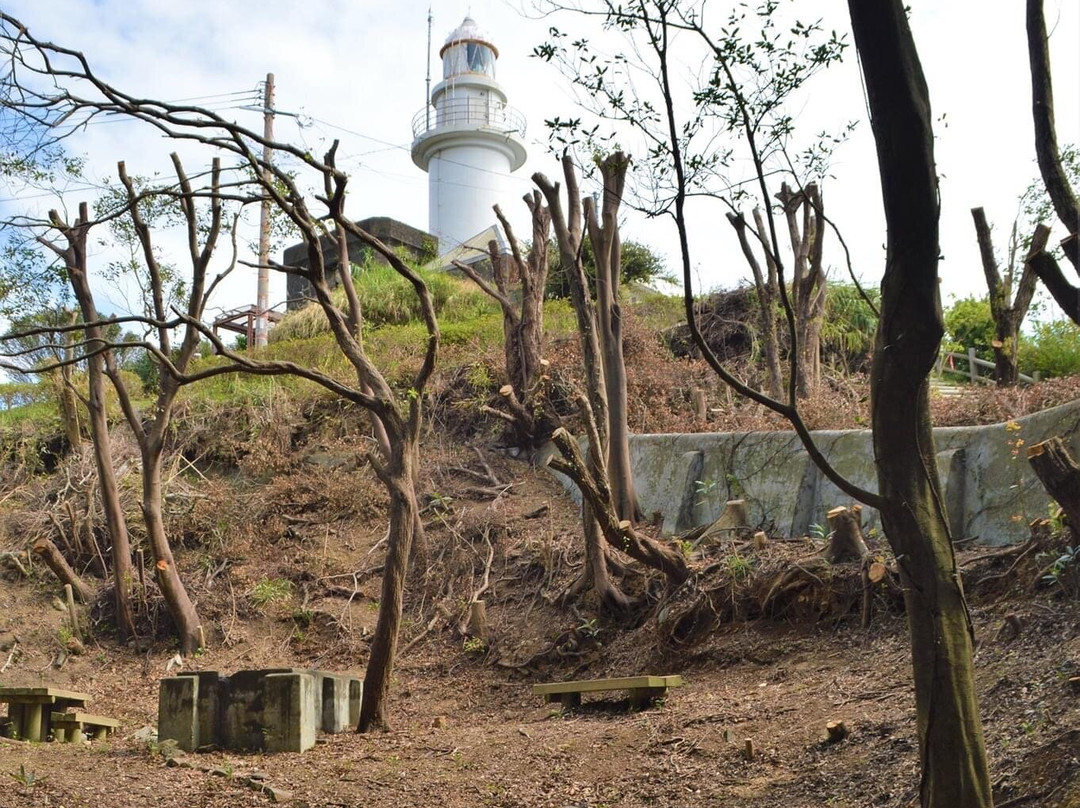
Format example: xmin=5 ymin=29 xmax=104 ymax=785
xmin=443 ymin=42 xmax=495 ymax=78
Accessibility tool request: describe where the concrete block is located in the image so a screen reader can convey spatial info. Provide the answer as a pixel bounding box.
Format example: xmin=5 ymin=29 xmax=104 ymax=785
xmin=184 ymin=671 xmax=222 ymax=749
xmin=319 ymin=675 xmax=351 ymax=733
xmin=262 ymin=672 xmax=316 ymax=753
xmin=348 ymin=678 xmax=362 ymax=727
xmin=158 ymin=676 xmax=199 ymax=752
xmin=221 ymin=668 xmax=296 ymax=750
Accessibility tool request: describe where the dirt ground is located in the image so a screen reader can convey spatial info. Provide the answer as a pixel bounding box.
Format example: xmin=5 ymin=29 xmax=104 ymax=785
xmin=1 ymin=447 xmax=1079 ymax=808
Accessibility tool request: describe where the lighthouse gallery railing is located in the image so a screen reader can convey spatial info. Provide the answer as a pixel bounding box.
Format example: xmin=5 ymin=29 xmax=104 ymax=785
xmin=412 ymin=98 xmax=526 ymax=139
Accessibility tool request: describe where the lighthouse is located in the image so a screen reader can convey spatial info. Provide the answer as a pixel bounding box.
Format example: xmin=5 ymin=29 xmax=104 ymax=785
xmin=411 ymin=16 xmax=527 ymax=255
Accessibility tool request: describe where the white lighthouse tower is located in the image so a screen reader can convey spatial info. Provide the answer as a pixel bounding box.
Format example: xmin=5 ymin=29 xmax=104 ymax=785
xmin=411 ymin=16 xmax=527 ymax=255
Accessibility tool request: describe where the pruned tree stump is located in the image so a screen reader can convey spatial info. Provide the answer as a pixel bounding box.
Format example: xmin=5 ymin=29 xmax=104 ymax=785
xmin=825 ymin=720 xmax=849 ymax=743
xmin=825 ymin=506 xmax=870 ymax=563
xmin=465 ymin=600 xmax=488 ymax=641
xmin=692 ymin=388 xmax=707 ymax=424
xmin=1028 ymin=438 xmax=1080 ymax=533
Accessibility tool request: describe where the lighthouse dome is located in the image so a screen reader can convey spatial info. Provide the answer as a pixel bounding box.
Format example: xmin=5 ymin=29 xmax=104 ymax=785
xmin=440 ymin=16 xmax=498 ymax=78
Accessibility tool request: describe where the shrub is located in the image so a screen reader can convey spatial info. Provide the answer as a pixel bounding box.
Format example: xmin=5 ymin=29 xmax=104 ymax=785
xmin=1018 ymin=318 xmax=1080 ymax=378
xmin=822 ymin=282 xmax=880 ymax=371
xmin=944 ymin=296 xmax=995 ymax=360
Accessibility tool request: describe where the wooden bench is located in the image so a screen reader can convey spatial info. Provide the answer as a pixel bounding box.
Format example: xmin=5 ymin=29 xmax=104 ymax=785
xmin=533 ymin=675 xmax=683 ymax=709
xmin=49 ymin=711 xmax=120 ymax=742
xmin=0 ymin=687 xmax=90 ymax=742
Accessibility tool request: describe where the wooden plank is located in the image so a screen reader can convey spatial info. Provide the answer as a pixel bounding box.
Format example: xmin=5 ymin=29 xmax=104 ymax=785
xmin=532 ymin=675 xmax=683 ymax=696
xmin=49 ymin=711 xmax=119 ymax=728
xmin=0 ymin=687 xmax=90 ymax=703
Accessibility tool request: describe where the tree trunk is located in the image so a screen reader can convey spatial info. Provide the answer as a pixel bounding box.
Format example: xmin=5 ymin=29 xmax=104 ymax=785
xmin=55 ymin=370 xmax=82 ymax=450
xmin=991 ymin=342 xmax=1018 ymax=387
xmin=730 ymin=209 xmax=784 ymax=399
xmin=586 ymin=154 xmax=640 ymax=522
xmin=548 ymin=427 xmax=689 ymax=587
xmin=358 ymin=440 xmax=419 ymax=732
xmin=778 ymin=182 xmax=827 ymax=399
xmin=582 ymin=504 xmax=630 ymax=611
xmin=455 ymin=196 xmax=550 ymax=448
xmin=32 ymin=538 xmax=94 ymax=603
xmin=140 ymin=449 xmax=203 ymax=655
xmin=56 ymin=210 xmax=137 ymax=644
xmin=797 ymin=313 xmax=824 ymax=398
xmin=1028 ymin=244 xmax=1080 ymax=324
xmin=1027 ymin=437 xmax=1080 ymax=533
xmin=537 ymin=160 xmax=639 ymax=608
xmin=1026 ymin=0 xmax=1080 ymax=324
xmin=84 ymin=358 xmax=136 ymax=641
xmin=58 ymin=310 xmax=82 ymax=450
xmin=1027 ymin=0 xmax=1080 ymax=236
xmin=850 ymin=3 xmax=993 ymax=806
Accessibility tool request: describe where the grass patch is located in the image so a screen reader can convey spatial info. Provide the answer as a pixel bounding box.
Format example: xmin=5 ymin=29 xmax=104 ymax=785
xmin=271 ymin=260 xmax=497 ymax=343
xmin=249 ymin=578 xmax=292 ymax=608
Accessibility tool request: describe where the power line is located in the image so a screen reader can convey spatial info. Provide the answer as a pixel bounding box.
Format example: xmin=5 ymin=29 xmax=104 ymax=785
xmin=306 ymin=115 xmax=535 ymax=187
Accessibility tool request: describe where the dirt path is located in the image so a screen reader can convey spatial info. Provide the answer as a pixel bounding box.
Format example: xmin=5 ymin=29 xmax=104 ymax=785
xmin=2 ymin=598 xmax=1077 ymax=808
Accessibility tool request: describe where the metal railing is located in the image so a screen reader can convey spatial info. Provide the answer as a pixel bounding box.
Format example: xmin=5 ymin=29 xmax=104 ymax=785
xmin=935 ymin=347 xmax=1038 ymax=385
xmin=412 ymin=98 xmax=526 ymax=139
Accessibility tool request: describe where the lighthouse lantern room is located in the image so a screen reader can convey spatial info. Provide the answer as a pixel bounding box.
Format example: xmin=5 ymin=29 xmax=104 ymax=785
xmin=411 ymin=16 xmax=527 ymax=254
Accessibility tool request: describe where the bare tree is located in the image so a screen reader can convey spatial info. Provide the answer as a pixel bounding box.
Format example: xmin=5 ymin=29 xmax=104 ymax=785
xmin=0 ymin=13 xmax=438 ymax=731
xmin=33 ymin=204 xmax=138 ymax=644
xmin=727 ymin=183 xmax=828 ymax=398
xmin=454 ymin=194 xmax=551 ymax=446
xmin=777 ymin=182 xmax=827 ymax=398
xmin=970 ymin=206 xmax=1042 ymax=385
xmin=727 ymin=209 xmax=784 ymax=398
xmin=1025 ymin=0 xmax=1080 ymax=322
xmin=536 ymin=156 xmax=637 ymax=608
xmin=586 ymin=152 xmax=640 ymax=521
xmin=4 ymin=156 xmax=242 ymax=655
xmin=99 ymin=154 xmax=233 ymax=655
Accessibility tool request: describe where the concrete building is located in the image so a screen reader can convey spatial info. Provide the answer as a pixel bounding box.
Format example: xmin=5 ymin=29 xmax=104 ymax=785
xmin=282 ymin=216 xmax=435 ymax=311
xmin=411 ymin=16 xmax=527 ymax=255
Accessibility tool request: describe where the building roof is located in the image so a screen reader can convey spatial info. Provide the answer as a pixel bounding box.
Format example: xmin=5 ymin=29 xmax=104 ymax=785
xmin=440 ymin=16 xmax=498 ymax=58
xmin=432 ymin=224 xmax=508 ymax=270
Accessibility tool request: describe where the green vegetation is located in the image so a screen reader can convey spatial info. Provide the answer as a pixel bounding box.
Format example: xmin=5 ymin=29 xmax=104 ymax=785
xmin=1018 ymin=319 xmax=1080 ymax=378
xmin=944 ymin=296 xmax=996 ymax=360
xmin=546 ymin=237 xmax=674 ymax=298
xmin=270 ymin=257 xmax=496 ymax=343
xmin=9 ymin=765 xmax=45 ymax=788
xmin=249 ymin=578 xmax=292 ymax=608
xmin=943 ymin=295 xmax=1080 ymax=379
xmin=821 ymin=282 xmax=880 ymax=367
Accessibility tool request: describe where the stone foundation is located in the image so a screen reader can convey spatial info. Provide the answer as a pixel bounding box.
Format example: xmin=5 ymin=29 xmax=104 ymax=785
xmin=157 ymin=668 xmax=362 ymax=753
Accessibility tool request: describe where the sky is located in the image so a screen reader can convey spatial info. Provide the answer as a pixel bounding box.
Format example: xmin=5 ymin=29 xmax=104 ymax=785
xmin=1 ymin=0 xmax=1078 ymax=324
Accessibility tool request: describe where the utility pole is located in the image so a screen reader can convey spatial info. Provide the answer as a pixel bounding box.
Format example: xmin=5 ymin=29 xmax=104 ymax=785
xmin=255 ymin=72 xmax=275 ymax=348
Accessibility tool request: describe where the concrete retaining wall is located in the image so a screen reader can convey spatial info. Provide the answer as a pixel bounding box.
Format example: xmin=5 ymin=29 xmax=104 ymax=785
xmin=547 ymin=400 xmax=1080 ymax=546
